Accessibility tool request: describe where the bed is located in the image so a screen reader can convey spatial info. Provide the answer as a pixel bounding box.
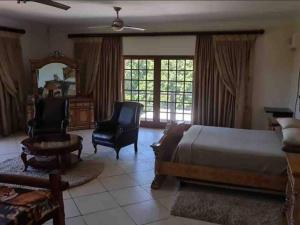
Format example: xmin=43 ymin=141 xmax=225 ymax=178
xmin=151 ymin=123 xmax=287 ymax=192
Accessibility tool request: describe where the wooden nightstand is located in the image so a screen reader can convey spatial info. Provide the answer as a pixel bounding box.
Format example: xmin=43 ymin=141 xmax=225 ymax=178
xmin=264 ymin=107 xmax=293 ymax=130
xmin=286 ymin=153 xmax=300 ymax=225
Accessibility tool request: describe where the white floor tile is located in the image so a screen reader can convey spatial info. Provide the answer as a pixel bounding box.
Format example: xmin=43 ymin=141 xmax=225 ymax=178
xmin=69 ymin=179 xmax=106 ymax=198
xmin=84 ymin=207 xmax=135 ymax=225
xmin=141 ymin=177 xmax=179 ymax=199
xmin=123 ymin=200 xmax=169 ymax=225
xmin=99 ymin=164 xmax=126 ymax=177
xmin=66 ymin=216 xmax=87 ymax=225
xmin=99 ymin=174 xmax=138 ymax=190
xmin=157 ymin=195 xmax=177 ymax=210
xmin=63 ymin=190 xmax=71 ymax=199
xmin=128 ymin=170 xmax=155 ymax=185
xmin=74 ymin=192 xmax=118 ymax=214
xmin=64 ymin=199 xmax=81 ymax=218
xmin=110 ymin=186 xmax=153 ymax=206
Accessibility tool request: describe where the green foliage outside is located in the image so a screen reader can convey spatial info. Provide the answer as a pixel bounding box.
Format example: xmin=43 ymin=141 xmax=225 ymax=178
xmin=124 ymin=59 xmax=194 ymax=120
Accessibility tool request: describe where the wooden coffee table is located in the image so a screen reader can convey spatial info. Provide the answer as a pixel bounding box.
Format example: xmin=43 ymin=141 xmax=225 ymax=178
xmin=21 ymin=134 xmax=83 ymax=172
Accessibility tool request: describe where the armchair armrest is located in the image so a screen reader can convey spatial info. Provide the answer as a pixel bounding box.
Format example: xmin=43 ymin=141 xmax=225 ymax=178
xmin=61 ymin=119 xmax=69 ymax=129
xmin=27 ymin=119 xmax=38 ymax=127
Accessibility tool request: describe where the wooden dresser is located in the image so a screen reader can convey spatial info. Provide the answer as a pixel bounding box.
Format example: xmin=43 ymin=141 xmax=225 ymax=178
xmin=26 ymin=97 xmax=95 ymax=131
xmin=286 ymin=153 xmax=300 ymax=225
xmin=68 ymin=97 xmax=94 ymax=130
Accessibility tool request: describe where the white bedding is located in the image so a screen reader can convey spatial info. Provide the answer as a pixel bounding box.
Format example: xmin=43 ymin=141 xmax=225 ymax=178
xmin=172 ymin=125 xmax=286 ymax=175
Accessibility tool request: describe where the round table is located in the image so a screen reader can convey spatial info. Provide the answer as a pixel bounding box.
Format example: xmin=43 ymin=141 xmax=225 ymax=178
xmin=21 ymin=134 xmax=83 ymax=172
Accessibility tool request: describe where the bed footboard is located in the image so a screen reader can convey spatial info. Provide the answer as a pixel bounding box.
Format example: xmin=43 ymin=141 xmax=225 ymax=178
xmin=151 ymin=123 xmax=191 ymax=189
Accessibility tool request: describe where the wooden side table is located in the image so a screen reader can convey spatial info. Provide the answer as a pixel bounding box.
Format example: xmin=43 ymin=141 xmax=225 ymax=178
xmin=21 ymin=134 xmax=83 ymax=173
xmin=264 ymin=107 xmax=293 ymax=130
xmin=286 ymin=153 xmax=300 ymax=225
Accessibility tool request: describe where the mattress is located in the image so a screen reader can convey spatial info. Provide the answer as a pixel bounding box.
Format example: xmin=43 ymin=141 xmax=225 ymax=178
xmin=173 ymin=125 xmax=286 ymax=175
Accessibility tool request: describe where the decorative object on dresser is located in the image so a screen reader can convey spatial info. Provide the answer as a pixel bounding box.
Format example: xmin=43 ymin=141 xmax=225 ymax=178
xmin=27 ymin=52 xmax=94 ymax=131
xmin=92 ymin=101 xmax=143 ymax=159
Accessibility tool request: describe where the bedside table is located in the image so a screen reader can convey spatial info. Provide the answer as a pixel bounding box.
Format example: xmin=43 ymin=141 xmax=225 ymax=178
xmin=286 ymin=153 xmax=300 ymax=225
xmin=264 ymin=107 xmax=293 ymax=130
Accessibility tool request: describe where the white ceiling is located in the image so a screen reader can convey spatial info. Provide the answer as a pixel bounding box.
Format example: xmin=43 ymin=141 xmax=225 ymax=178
xmin=1 ymin=1 xmax=300 ymax=29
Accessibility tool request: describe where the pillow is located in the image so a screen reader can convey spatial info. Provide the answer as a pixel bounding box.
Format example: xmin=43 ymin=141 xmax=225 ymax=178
xmin=282 ymin=128 xmax=300 ymax=152
xmin=277 ymin=118 xmax=300 ymax=129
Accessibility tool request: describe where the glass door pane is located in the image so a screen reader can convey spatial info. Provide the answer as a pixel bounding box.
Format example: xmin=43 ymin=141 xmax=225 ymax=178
xmin=159 ymin=59 xmax=193 ymax=123
xmin=124 ymin=59 xmax=154 ymax=121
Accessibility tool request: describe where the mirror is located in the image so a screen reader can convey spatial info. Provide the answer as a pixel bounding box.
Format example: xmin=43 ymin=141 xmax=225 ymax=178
xmin=37 ymin=63 xmax=76 ymax=97
xmin=31 ymin=54 xmax=80 ymax=97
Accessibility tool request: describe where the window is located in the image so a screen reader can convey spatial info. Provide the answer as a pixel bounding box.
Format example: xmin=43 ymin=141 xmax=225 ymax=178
xmin=124 ymin=59 xmax=154 ymax=121
xmin=160 ymin=59 xmax=193 ymax=122
xmin=124 ymin=56 xmax=193 ymax=126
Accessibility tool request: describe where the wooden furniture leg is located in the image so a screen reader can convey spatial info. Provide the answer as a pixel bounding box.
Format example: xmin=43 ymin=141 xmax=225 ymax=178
xmin=50 ymin=173 xmax=65 ymax=225
xmin=78 ymin=144 xmax=82 ymax=161
xmin=134 ymin=141 xmax=138 ymax=153
xmin=21 ymin=152 xmax=28 ymax=172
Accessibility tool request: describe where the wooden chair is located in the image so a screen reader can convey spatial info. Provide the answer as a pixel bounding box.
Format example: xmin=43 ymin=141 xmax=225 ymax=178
xmin=0 ymin=173 xmax=68 ymax=225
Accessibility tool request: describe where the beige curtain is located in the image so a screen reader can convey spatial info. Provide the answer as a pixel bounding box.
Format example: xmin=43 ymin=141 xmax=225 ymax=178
xmin=213 ymin=35 xmax=256 ymax=128
xmin=73 ymin=37 xmax=122 ymax=121
xmin=73 ymin=38 xmax=102 ymax=95
xmin=0 ymin=32 xmax=25 ymax=136
xmin=95 ymin=37 xmax=122 ymax=120
xmin=192 ymin=35 xmax=235 ymax=127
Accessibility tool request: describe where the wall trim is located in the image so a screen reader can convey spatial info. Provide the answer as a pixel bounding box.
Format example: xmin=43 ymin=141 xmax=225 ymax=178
xmin=68 ymin=29 xmax=264 ymax=38
xmin=0 ymin=26 xmax=26 ymax=34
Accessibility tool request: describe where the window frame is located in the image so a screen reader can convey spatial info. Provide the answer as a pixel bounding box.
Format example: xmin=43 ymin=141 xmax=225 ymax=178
xmin=123 ymin=55 xmax=194 ymax=128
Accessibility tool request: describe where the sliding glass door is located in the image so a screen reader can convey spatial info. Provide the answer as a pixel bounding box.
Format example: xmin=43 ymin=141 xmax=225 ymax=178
xmin=124 ymin=56 xmax=194 ymax=127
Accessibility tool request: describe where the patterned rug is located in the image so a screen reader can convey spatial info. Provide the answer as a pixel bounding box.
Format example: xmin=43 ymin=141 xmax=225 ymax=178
xmin=171 ymin=184 xmax=285 ymax=225
xmin=0 ymin=154 xmax=104 ymax=188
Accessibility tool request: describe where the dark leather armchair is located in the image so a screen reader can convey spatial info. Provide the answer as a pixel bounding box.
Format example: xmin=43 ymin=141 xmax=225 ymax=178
xmin=27 ymin=97 xmax=69 ymax=137
xmin=92 ymin=101 xmax=143 ymax=159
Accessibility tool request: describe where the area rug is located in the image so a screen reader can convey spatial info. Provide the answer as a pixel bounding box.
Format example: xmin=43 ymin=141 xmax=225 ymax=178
xmin=0 ymin=154 xmax=104 ymax=188
xmin=171 ymin=185 xmax=285 ymax=225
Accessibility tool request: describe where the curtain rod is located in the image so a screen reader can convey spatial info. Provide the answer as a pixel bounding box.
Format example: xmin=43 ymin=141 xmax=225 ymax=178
xmin=68 ymin=29 xmax=264 ymax=38
xmin=0 ymin=26 xmax=26 ymax=34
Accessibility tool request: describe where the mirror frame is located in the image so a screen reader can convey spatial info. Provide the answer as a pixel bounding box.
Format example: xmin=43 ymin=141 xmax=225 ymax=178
xmin=30 ymin=54 xmax=80 ymax=97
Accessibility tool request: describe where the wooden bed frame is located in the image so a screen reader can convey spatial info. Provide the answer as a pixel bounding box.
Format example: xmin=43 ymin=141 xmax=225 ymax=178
xmin=150 ymin=123 xmax=287 ymax=192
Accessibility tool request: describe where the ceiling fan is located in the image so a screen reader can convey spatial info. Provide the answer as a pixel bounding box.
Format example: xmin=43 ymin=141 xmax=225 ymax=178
xmin=17 ymin=0 xmax=70 ymax=11
xmin=89 ymin=7 xmax=146 ymax=32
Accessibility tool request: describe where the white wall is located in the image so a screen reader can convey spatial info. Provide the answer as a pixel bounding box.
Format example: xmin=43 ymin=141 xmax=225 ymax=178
xmin=49 ymin=30 xmax=73 ymax=58
xmin=288 ymin=21 xmax=300 ymax=119
xmin=123 ymin=36 xmax=196 ymax=55
xmin=252 ymin=25 xmax=296 ymax=129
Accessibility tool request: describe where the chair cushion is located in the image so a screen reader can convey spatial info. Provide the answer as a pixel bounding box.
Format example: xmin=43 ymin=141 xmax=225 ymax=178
xmin=93 ymin=130 xmax=115 ymax=142
xmin=0 ymin=186 xmax=58 ymax=225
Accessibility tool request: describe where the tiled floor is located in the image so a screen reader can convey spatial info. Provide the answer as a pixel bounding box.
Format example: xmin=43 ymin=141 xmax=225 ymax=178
xmin=0 ymin=128 xmax=216 ymax=225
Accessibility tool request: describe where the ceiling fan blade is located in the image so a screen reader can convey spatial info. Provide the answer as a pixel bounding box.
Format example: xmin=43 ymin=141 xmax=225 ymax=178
xmin=30 ymin=0 xmax=70 ymax=10
xmin=123 ymin=26 xmax=145 ymax=31
xmin=88 ymin=25 xmax=111 ymax=29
